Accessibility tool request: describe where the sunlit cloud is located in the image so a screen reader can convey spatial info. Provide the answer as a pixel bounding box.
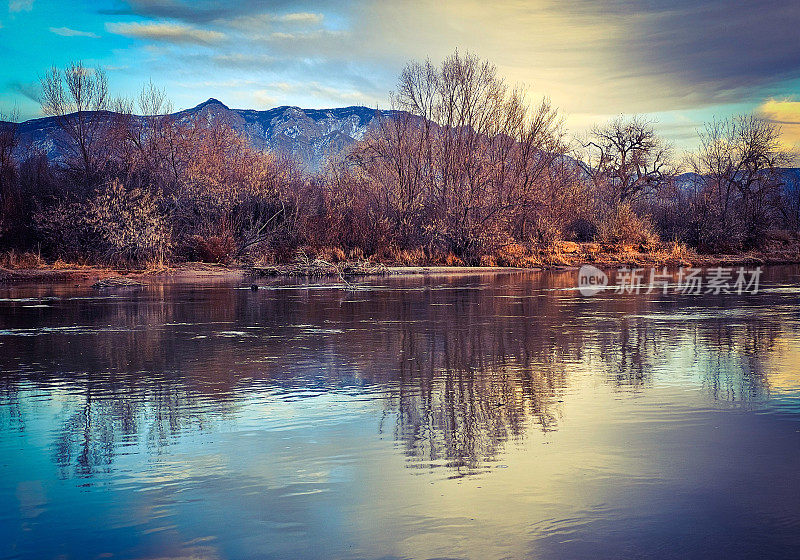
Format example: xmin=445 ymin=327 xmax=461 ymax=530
xmin=282 ymin=81 xmax=369 ymax=105
xmin=49 ymin=26 xmax=100 ymax=38
xmin=758 ymin=98 xmax=800 ymax=152
xmin=106 ymin=21 xmax=225 ymax=44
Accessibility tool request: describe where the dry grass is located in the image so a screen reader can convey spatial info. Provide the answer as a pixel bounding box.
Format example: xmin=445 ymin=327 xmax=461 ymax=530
xmin=443 ymin=253 xmax=465 ymax=266
xmin=494 ymin=243 xmax=541 ymax=268
xmin=252 ymin=249 xmax=388 ymax=278
xmin=347 ymin=247 xmax=365 ymax=261
xmin=141 ymin=258 xmax=170 ymax=274
xmin=310 ymin=246 xmax=347 ymax=263
xmin=479 ymin=255 xmax=497 ymax=267
xmin=0 ymin=250 xmax=45 ymax=269
xmin=51 ymin=258 xmax=98 ymax=270
xmin=374 ymin=246 xmax=427 ymax=266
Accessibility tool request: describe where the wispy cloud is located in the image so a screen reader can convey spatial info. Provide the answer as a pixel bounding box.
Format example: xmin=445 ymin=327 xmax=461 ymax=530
xmin=210 ymin=53 xmax=276 ymax=68
xmin=49 ymin=26 xmax=100 ymax=38
xmin=99 ymin=1 xmax=335 ymax=24
xmin=260 ymin=80 xmax=369 ymax=105
xmin=279 ymin=12 xmax=323 ymax=24
xmin=222 ymin=10 xmax=325 ymax=34
xmin=9 ymin=80 xmax=39 ymax=103
xmin=266 ymin=29 xmax=344 ymax=42
xmin=8 ymin=0 xmax=33 ymax=12
xmin=106 ymin=21 xmax=225 ymax=44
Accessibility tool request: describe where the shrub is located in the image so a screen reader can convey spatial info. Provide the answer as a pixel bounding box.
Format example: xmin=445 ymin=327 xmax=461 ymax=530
xmin=89 ymin=180 xmax=170 ymax=267
xmin=191 ymin=233 xmax=236 ymax=264
xmin=595 ymin=204 xmax=659 ymax=246
xmin=34 ymin=199 xmax=96 ymax=261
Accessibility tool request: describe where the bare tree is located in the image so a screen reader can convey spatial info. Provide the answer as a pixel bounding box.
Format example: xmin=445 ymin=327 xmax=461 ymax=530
xmin=691 ymin=115 xmax=790 ymax=249
xmin=112 ymin=80 xmax=195 ymax=193
xmin=0 ymin=111 xmax=20 ymax=241
xmin=581 ymin=116 xmax=673 ymax=208
xmin=40 ymin=62 xmax=110 ymax=187
xmin=352 ymin=51 xmax=567 ymax=260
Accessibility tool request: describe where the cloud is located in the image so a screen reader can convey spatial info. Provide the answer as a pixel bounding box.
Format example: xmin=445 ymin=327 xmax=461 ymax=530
xmin=266 ymin=29 xmax=343 ymax=42
xmin=92 ymin=0 xmax=800 ymax=137
xmin=8 ymin=0 xmax=33 ymax=12
xmin=259 ymin=80 xmax=369 ymax=105
xmin=279 ymin=12 xmax=323 ymax=24
xmin=610 ymin=1 xmax=800 ymax=105
xmin=174 ymin=78 xmax=258 ymax=89
xmin=758 ymin=98 xmax=800 ymax=151
xmin=99 ymin=1 xmax=334 ymax=24
xmin=221 ymin=10 xmax=325 ymax=35
xmin=123 ymin=0 xmax=800 ymax=114
xmin=9 ymin=80 xmax=39 ymax=103
xmin=210 ymin=52 xmax=276 ymax=68
xmin=106 ymin=21 xmax=225 ymax=44
xmin=49 ymin=26 xmax=100 ymax=38
xmin=759 ymin=99 xmax=800 ymax=126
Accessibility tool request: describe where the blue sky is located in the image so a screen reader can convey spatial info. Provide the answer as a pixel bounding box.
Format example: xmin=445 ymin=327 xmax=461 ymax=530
xmin=1 ymin=0 xmax=799 ymax=151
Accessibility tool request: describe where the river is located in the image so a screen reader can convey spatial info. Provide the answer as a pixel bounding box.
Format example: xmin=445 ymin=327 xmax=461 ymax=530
xmin=1 ymin=268 xmax=799 ymax=559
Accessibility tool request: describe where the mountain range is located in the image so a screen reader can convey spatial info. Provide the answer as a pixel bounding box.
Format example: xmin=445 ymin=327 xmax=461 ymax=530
xmin=7 ymin=100 xmax=799 ymax=187
xmin=9 ymin=98 xmax=397 ymax=171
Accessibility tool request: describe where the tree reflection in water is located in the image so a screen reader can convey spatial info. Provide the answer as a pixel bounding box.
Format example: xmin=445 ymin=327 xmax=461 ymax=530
xmin=0 ymin=268 xmax=795 ymax=479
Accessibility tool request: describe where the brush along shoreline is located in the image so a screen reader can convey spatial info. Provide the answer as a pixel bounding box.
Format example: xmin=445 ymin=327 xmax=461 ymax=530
xmin=1 ymin=242 xmax=798 ymax=286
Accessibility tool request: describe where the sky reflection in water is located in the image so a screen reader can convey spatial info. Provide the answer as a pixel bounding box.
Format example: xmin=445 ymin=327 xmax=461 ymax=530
xmin=1 ymin=268 xmax=800 ymax=559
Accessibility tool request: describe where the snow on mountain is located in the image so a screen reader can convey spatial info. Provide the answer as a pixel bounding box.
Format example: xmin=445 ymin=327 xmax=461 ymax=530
xmin=8 ymin=99 xmax=397 ymax=171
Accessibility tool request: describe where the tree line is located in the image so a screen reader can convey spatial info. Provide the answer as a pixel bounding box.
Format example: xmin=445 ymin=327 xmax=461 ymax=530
xmin=0 ymin=52 xmax=798 ymax=268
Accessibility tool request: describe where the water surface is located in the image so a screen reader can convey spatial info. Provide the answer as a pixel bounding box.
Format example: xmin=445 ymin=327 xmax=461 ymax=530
xmin=2 ymin=269 xmax=800 ymax=559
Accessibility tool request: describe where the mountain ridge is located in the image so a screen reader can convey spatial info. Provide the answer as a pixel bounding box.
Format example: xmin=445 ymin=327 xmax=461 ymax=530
xmin=6 ymin=98 xmax=399 ymax=171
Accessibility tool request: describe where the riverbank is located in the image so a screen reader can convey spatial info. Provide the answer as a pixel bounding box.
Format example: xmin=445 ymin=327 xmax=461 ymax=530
xmin=0 ymin=261 xmax=532 ymax=286
xmin=2 ymin=241 xmax=800 ymax=286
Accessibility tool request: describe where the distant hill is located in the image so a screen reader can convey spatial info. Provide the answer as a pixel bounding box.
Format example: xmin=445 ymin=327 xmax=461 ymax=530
xmin=8 ymin=98 xmax=399 ymax=171
xmin=675 ymin=169 xmax=800 ymax=194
